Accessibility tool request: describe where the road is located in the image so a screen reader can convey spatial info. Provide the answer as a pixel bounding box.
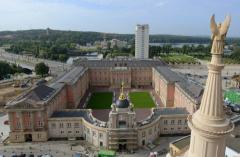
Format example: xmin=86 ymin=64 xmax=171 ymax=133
xmin=0 ymin=48 xmax=71 ymax=76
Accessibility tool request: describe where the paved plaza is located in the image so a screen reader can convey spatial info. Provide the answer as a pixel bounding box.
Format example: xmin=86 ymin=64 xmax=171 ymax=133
xmin=0 ymin=135 xmax=184 ymax=157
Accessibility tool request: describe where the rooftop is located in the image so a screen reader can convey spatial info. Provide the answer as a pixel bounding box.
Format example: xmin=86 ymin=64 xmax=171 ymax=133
xmin=74 ymin=58 xmax=165 ymax=67
xmin=172 ymin=135 xmax=190 ymax=150
xmin=51 ymin=110 xmax=107 ymax=127
xmin=155 ymin=66 xmax=203 ymax=103
xmin=55 ymin=67 xmax=86 ymax=85
xmin=27 ymin=85 xmax=56 ymax=102
xmin=154 ymin=66 xmax=182 ymax=83
xmin=138 ymin=108 xmax=189 ymax=126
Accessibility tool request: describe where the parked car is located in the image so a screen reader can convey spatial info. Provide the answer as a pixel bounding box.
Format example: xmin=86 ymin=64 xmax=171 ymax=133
xmin=74 ymin=153 xmax=81 ymax=157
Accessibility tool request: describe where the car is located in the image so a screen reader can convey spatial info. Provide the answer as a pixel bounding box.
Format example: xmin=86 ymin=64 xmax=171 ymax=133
xmin=232 ymin=105 xmax=240 ymax=113
xmin=73 ymin=153 xmax=81 ymax=157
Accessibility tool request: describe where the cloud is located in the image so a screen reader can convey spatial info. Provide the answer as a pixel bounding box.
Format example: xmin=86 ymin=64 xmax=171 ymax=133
xmin=155 ymin=0 xmax=169 ymax=7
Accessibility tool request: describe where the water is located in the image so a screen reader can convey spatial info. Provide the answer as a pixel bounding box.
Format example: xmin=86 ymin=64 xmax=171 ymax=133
xmin=149 ymin=43 xmax=209 ymax=48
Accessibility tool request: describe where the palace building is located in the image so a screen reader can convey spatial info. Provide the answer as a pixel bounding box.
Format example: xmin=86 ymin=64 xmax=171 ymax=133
xmin=5 ymin=58 xmax=203 ymax=151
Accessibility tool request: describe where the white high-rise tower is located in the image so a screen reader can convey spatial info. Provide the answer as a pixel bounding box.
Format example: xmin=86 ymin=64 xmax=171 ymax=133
xmin=135 ymin=24 xmax=149 ymax=59
xmin=187 ymin=15 xmax=234 ymax=157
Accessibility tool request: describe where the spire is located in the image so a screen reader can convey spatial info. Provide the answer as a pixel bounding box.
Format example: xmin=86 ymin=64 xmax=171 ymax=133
xmin=187 ymin=15 xmax=233 ymax=157
xmin=119 ymin=81 xmax=126 ymax=100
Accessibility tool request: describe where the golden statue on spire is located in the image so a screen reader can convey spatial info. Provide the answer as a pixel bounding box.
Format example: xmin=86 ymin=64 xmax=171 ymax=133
xmin=119 ymin=81 xmax=126 ymax=100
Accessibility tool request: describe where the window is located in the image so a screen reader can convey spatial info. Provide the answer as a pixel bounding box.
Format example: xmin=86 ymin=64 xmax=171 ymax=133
xmin=171 ymin=128 xmax=174 ymax=130
xmin=149 ymin=129 xmax=152 ymax=135
xmin=15 ymin=135 xmax=19 ymax=139
xmin=92 ymin=131 xmax=96 ymax=136
xmin=27 ymin=121 xmax=31 ymax=128
xmin=76 ymin=131 xmax=79 ymax=133
xmin=100 ymin=141 xmax=103 ymax=147
xmin=16 ymin=121 xmax=21 ymax=129
xmin=38 ymin=121 xmax=43 ymax=127
xmin=164 ymin=128 xmax=167 ymax=130
xmin=178 ymin=120 xmax=182 ymax=125
xmin=74 ymin=123 xmax=79 ymax=128
xmin=164 ymin=120 xmax=168 ymax=124
xmin=68 ymin=131 xmax=72 ymax=134
xmin=67 ymin=123 xmax=71 ymax=128
xmin=99 ymin=133 xmax=103 ymax=138
xmin=37 ymin=134 xmax=41 ymax=139
xmin=59 ymin=123 xmax=64 ymax=128
xmin=51 ymin=123 xmax=56 ymax=129
xmin=26 ymin=112 xmax=31 ymax=117
xmin=185 ymin=119 xmax=188 ymax=124
xmin=142 ymin=131 xmax=146 ymax=137
xmin=60 ymin=131 xmax=64 ymax=134
xmin=171 ymin=120 xmax=175 ymax=125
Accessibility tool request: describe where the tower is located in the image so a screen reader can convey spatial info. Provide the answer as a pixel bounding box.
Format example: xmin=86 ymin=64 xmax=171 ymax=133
xmin=108 ymin=82 xmax=137 ymax=151
xmin=187 ymin=15 xmax=234 ymax=157
xmin=135 ymin=24 xmax=149 ymax=59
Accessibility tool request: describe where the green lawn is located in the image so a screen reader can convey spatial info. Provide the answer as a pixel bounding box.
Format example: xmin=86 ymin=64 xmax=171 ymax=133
xmin=87 ymin=92 xmax=113 ymax=109
xmin=129 ymin=92 xmax=155 ymax=108
xmin=160 ymin=54 xmax=198 ymax=64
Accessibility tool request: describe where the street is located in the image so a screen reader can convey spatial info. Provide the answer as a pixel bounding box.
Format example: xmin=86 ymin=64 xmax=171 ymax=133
xmin=0 ymin=48 xmax=70 ymax=76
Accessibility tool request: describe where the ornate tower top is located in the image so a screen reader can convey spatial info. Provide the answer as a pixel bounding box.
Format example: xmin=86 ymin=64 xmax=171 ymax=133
xmin=119 ymin=81 xmax=126 ymax=100
xmin=187 ymin=15 xmax=234 ymax=157
xmin=116 ymin=81 xmax=130 ymax=108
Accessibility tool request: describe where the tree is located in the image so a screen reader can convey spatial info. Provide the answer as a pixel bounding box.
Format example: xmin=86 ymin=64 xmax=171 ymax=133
xmin=0 ymin=61 xmax=11 ymax=80
xmin=35 ymin=62 xmax=49 ymax=77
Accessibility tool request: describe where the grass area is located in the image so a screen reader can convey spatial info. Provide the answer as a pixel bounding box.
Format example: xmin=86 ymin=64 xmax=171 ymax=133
xmin=191 ymin=54 xmax=240 ymax=64
xmin=87 ymin=92 xmax=113 ymax=109
xmin=129 ymin=92 xmax=155 ymax=108
xmin=224 ymin=90 xmax=240 ymax=104
xmin=160 ymin=54 xmax=198 ymax=64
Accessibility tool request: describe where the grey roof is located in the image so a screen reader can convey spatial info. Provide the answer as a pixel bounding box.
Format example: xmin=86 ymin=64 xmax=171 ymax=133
xmin=154 ymin=66 xmax=182 ymax=83
xmin=176 ymin=78 xmax=203 ymax=104
xmin=55 ymin=67 xmax=86 ymax=85
xmin=172 ymin=135 xmax=190 ymax=150
xmin=51 ymin=110 xmax=95 ymax=124
xmin=138 ymin=108 xmax=189 ymax=126
xmin=155 ymin=66 xmax=203 ymax=103
xmin=27 ymin=85 xmax=56 ymax=101
xmin=154 ymin=107 xmax=189 ymax=115
xmin=74 ymin=58 xmax=165 ymax=68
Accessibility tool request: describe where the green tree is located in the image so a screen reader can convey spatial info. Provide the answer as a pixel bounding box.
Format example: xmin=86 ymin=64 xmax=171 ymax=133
xmin=0 ymin=61 xmax=12 ymax=80
xmin=35 ymin=62 xmax=49 ymax=77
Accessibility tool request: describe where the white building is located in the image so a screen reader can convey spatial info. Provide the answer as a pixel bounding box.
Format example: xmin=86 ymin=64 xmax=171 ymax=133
xmin=135 ymin=24 xmax=149 ymax=59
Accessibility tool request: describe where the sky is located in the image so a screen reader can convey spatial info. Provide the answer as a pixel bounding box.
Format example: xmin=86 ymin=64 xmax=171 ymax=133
xmin=0 ymin=0 xmax=239 ymax=37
